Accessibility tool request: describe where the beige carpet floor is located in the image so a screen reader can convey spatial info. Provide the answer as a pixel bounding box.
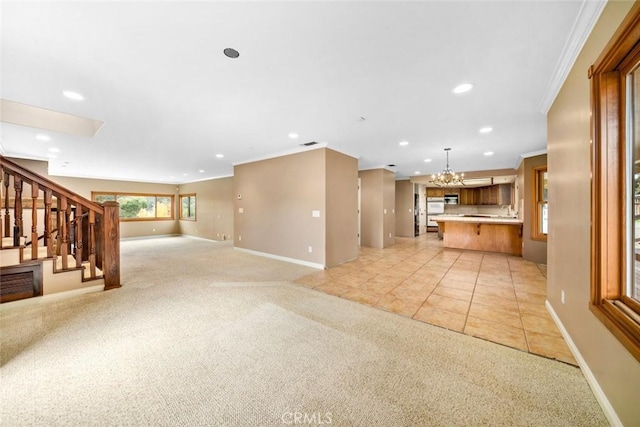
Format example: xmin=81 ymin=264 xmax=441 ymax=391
xmin=0 ymin=237 xmax=607 ymax=426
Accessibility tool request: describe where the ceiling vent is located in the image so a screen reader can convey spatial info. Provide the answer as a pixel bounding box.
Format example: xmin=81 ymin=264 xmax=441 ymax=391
xmin=300 ymin=141 xmax=318 ymax=147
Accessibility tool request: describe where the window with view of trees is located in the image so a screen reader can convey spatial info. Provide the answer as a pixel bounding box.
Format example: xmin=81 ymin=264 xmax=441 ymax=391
xmin=532 ymin=166 xmax=548 ymax=241
xmin=589 ymin=3 xmax=640 ymax=362
xmin=180 ymin=194 xmax=196 ymax=220
xmin=92 ymin=192 xmax=174 ymax=220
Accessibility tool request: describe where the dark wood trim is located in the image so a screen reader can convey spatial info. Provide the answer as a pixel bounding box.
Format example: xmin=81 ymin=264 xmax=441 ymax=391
xmin=0 ymin=262 xmax=43 ymax=303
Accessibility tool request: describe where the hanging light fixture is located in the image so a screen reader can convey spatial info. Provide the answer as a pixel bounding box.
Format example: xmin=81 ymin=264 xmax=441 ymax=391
xmin=430 ymin=148 xmax=465 ymax=186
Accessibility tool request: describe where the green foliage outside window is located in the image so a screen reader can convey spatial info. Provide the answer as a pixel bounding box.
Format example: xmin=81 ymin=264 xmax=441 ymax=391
xmin=92 ymin=192 xmax=174 ymax=220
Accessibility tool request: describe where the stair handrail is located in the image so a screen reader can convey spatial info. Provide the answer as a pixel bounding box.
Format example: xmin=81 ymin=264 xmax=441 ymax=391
xmin=0 ymin=156 xmax=103 ymax=214
xmin=0 ymin=155 xmax=120 ymax=290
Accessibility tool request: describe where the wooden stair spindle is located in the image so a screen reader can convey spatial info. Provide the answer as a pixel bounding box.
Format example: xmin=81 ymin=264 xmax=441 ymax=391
xmin=60 ymin=196 xmax=68 ymax=269
xmin=13 ymin=175 xmax=23 ymax=247
xmin=75 ymin=204 xmax=83 ymax=269
xmin=31 ymin=182 xmax=39 ymax=260
xmin=44 ymin=189 xmax=53 ymax=258
xmin=3 ymin=171 xmax=9 ymax=238
xmin=88 ymin=210 xmax=96 ymax=278
xmin=55 ymin=197 xmax=62 ymax=256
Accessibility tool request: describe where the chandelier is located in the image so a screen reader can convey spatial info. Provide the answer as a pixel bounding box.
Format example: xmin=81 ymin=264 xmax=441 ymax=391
xmin=430 ymin=148 xmax=465 ymax=186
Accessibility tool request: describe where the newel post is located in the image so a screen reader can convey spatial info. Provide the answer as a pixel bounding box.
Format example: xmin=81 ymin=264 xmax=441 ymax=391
xmin=102 ymin=201 xmax=121 ymax=290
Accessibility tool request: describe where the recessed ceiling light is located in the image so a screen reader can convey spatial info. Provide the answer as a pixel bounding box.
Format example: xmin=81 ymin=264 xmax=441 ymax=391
xmin=484 ymin=151 xmax=494 ymax=156
xmin=357 ymin=116 xmax=366 ymax=121
xmin=223 ymin=48 xmax=240 ymax=59
xmin=183 ymin=173 xmax=189 ymax=176
xmin=415 ymin=171 xmax=421 ymax=175
xmin=288 ymin=133 xmax=299 ymax=139
xmin=479 ymin=127 xmax=493 ymax=133
xmin=36 ymin=134 xmax=50 ymax=141
xmin=199 ymin=169 xmax=205 ymax=173
xmin=46 ymin=154 xmax=57 ymax=159
xmin=398 ymin=141 xmax=409 ymax=146
xmin=63 ymin=91 xmax=85 ymax=101
xmin=423 ymin=158 xmax=432 ymax=163
xmin=215 ymin=154 xmax=224 ymax=158
xmin=452 ymin=83 xmax=473 ymax=94
xmin=48 ymin=147 xmax=60 ymax=153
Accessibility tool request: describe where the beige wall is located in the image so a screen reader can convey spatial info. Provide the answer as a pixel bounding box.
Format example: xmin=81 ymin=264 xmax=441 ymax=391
xmin=325 ymin=149 xmax=358 ymax=267
xmin=521 ymin=154 xmax=547 ymax=264
xmin=178 ymin=177 xmax=234 ymax=241
xmin=233 ymin=147 xmax=357 ymax=267
xmin=6 ymin=158 xmax=180 ymax=238
xmin=547 ymin=1 xmax=640 ymax=425
xmin=395 ymin=180 xmax=414 ymax=238
xmin=359 ymin=168 xmax=396 ymax=249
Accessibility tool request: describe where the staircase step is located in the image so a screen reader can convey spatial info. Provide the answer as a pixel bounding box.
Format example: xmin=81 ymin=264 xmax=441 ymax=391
xmin=1 ymin=236 xmax=26 ymax=247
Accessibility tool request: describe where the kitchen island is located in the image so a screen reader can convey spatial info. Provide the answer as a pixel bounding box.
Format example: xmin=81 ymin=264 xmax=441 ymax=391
xmin=433 ymin=215 xmax=523 ymax=256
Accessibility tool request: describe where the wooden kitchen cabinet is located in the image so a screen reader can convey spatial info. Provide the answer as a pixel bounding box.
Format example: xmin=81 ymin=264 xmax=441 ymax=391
xmin=426 ymin=187 xmax=445 ymax=197
xmin=459 ymin=188 xmax=476 ymax=205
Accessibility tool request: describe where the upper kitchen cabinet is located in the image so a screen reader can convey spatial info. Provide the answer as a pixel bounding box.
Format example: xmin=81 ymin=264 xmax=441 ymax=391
xmin=459 ymin=188 xmax=477 ymax=205
xmin=426 ymin=187 xmax=445 ymax=197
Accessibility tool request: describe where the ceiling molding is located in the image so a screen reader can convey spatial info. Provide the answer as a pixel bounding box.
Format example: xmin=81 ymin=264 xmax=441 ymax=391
xmin=232 ymin=142 xmax=329 ymax=167
xmin=538 ymin=0 xmax=606 ymax=114
xmin=515 ymin=149 xmax=548 ymax=169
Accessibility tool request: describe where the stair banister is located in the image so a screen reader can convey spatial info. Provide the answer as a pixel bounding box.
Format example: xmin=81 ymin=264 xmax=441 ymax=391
xmin=0 ymin=155 xmax=120 ymax=290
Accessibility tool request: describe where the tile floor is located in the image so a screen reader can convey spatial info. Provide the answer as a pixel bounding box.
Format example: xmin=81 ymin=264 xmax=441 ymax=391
xmin=294 ymin=233 xmax=577 ymax=365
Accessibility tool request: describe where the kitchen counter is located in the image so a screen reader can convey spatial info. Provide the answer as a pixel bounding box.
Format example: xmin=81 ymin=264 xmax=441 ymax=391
xmin=432 ymin=215 xmax=523 ymax=255
xmin=432 ymin=214 xmax=522 ymax=225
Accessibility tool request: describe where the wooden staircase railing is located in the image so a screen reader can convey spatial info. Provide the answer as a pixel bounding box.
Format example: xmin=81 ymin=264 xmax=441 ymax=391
xmin=0 ymin=156 xmax=120 ymax=290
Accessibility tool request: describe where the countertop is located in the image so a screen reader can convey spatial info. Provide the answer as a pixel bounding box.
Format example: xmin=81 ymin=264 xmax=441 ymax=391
xmin=431 ymin=214 xmax=523 ymax=225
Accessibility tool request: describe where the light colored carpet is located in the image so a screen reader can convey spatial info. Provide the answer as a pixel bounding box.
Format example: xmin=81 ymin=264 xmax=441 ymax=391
xmin=1 ymin=236 xmax=607 ymax=426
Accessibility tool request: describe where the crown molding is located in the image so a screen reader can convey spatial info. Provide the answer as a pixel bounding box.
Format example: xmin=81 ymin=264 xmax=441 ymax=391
xmin=538 ymin=0 xmax=607 ymax=114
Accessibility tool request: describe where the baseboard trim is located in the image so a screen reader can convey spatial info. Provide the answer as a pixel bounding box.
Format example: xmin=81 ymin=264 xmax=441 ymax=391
xmin=234 ymin=247 xmax=324 ymax=270
xmin=181 ymin=234 xmax=221 ymax=243
xmin=546 ymin=300 xmax=622 ymax=427
xmin=0 ymin=284 xmax=105 ymax=312
xmin=120 ymin=234 xmax=180 ymax=241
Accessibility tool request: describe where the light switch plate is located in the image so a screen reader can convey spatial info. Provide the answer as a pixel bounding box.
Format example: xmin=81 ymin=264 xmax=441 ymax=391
xmin=312 ymin=210 xmax=320 ymax=218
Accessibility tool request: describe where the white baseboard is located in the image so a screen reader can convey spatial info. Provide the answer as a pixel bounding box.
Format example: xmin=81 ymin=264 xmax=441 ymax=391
xmin=234 ymin=247 xmax=324 ymax=270
xmin=0 ymin=284 xmax=105 ymax=312
xmin=181 ymin=234 xmax=222 ymax=243
xmin=120 ymin=234 xmax=180 ymax=241
xmin=546 ymin=300 xmax=622 ymax=427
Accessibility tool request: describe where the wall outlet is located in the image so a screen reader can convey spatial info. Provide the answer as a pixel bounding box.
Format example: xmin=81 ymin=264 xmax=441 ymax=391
xmin=238 ymin=235 xmax=242 ymax=241
xmin=384 ymin=209 xmax=387 ymax=214
xmin=238 ymin=207 xmax=244 ymax=213
xmin=312 ymin=210 xmax=320 ymax=218
xmin=389 ymin=233 xmax=392 ymax=238
xmin=308 ymin=246 xmax=313 ymax=253
xmin=152 ymin=228 xmax=156 ymax=232
xmin=561 ymin=290 xmax=565 ymax=304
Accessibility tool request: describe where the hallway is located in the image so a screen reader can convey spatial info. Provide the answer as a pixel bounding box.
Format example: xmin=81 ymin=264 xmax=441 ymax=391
xmin=294 ymin=233 xmax=575 ymax=365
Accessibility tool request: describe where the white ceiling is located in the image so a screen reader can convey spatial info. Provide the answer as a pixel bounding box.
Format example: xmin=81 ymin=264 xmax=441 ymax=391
xmin=0 ymin=1 xmax=603 ymax=184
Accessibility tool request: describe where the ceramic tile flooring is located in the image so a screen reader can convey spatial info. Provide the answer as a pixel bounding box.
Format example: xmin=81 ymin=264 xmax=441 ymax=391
xmin=294 ymin=233 xmax=577 ymax=365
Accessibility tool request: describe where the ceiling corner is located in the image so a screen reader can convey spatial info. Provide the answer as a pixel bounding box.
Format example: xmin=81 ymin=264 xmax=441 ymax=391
xmin=538 ymin=0 xmax=607 ymax=114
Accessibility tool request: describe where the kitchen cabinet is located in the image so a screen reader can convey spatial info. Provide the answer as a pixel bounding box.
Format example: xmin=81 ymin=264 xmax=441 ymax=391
xmin=426 ymin=188 xmax=445 ymax=197
xmin=434 ymin=184 xmax=512 ymax=205
xmin=459 ymin=188 xmax=476 ymax=205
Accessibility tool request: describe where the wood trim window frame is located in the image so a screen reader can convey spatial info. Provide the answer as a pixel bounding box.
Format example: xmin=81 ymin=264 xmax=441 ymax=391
xmin=179 ymin=193 xmax=196 ymax=221
xmin=532 ymin=166 xmax=548 ymax=242
xmin=91 ymin=191 xmax=175 ymax=221
xmin=589 ymin=2 xmax=640 ymax=362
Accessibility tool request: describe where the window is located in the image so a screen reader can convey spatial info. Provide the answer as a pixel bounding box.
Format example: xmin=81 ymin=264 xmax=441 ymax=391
xmin=532 ymin=166 xmax=548 ymax=241
xmin=92 ymin=192 xmax=174 ymax=221
xmin=179 ymin=194 xmax=196 ymax=220
xmin=590 ymin=3 xmax=640 ymax=362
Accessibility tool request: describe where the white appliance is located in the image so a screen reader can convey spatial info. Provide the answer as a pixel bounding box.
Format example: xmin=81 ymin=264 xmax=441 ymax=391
xmin=427 ymin=197 xmax=445 ymax=227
